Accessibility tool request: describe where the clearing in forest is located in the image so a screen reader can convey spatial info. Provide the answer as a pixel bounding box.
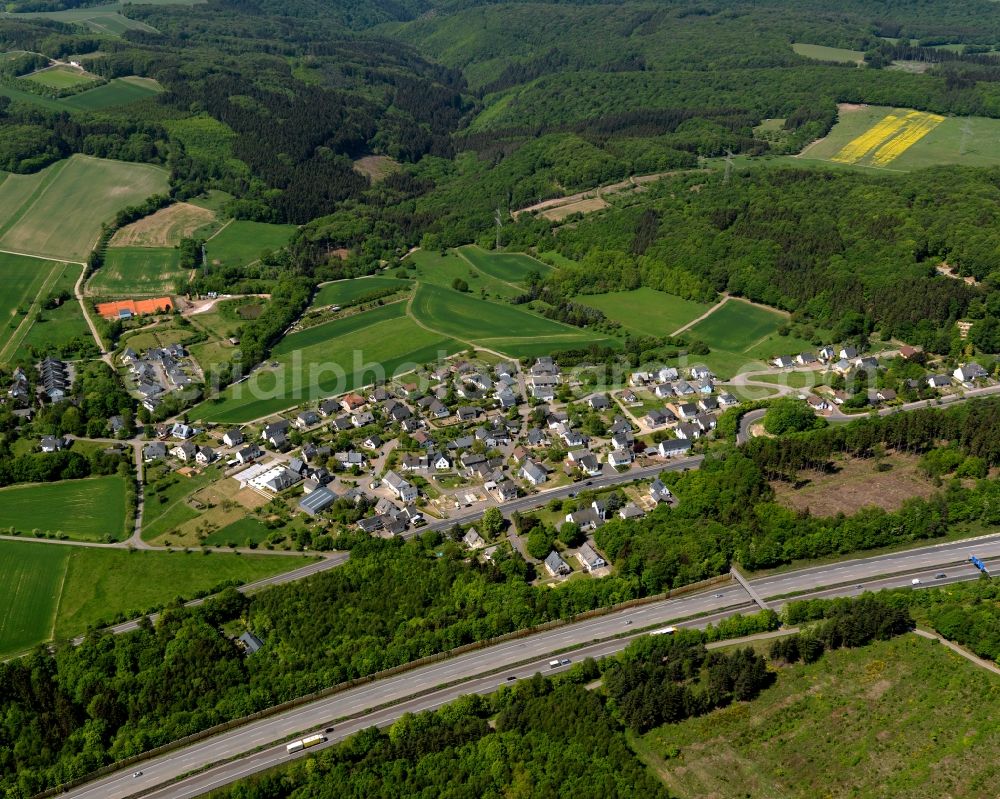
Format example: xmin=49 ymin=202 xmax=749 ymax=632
xmin=800 ymin=106 xmax=1000 ymax=170
xmin=637 ymin=635 xmax=1000 ymax=799
xmin=110 ymin=202 xmax=217 ymax=247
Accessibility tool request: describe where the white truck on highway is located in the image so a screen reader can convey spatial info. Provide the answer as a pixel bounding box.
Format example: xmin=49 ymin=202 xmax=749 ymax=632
xmin=286 ymin=733 xmax=326 ymax=754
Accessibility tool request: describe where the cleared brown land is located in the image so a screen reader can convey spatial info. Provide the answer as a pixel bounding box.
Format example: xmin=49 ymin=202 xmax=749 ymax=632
xmin=110 ymin=202 xmax=216 ymax=248
xmin=353 ymin=155 xmax=400 ymax=182
xmin=541 ymin=197 xmax=609 ymax=221
xmin=772 ymin=453 xmax=936 ymax=515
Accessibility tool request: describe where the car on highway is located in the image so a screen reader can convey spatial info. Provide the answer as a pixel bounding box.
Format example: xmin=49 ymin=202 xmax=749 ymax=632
xmin=560 ymin=658 xmax=571 ymax=666
xmin=132 ymin=772 xmax=143 ymax=778
xmin=713 ymin=593 xmax=724 ymax=598
xmin=911 ymin=578 xmax=921 ymax=585
xmin=506 ymin=675 xmax=517 ymax=681
xmin=548 ymin=659 xmax=560 ymax=669
xmin=935 ymin=573 xmax=947 ymax=579
xmin=624 ymin=619 xmax=632 ymax=625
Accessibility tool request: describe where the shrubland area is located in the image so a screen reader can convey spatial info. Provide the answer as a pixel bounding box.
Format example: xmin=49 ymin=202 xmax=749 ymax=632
xmin=3 ymin=0 xmax=1000 ymax=797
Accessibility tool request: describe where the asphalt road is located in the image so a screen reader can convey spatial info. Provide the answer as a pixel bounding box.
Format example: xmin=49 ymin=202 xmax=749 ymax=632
xmin=79 ymin=456 xmax=703 ymax=642
xmin=63 ymin=532 xmax=1000 ymax=799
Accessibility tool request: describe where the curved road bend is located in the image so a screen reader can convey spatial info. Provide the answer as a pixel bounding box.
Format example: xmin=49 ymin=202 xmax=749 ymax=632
xmin=62 ymin=534 xmax=1000 ymax=799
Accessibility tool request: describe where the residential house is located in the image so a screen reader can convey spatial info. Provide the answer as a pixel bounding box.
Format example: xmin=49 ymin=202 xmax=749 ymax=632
xmin=618 ymin=502 xmax=645 ymax=520
xmin=40 ymin=435 xmax=67 ymax=453
xmin=521 ymin=460 xmax=548 ymax=486
xmin=493 ymin=479 xmax=518 ymax=502
xmin=676 ymin=423 xmax=701 ymax=440
xmin=222 ymin=429 xmax=244 ymax=447
xmin=171 ymin=441 xmax=198 ymax=462
xmin=362 ymin=434 xmax=383 ymax=450
xmin=649 ymin=479 xmax=672 ymax=503
xmin=955 ymin=363 xmax=988 ymax=383
xmin=819 ymin=345 xmax=836 ymax=361
xmin=689 ymin=366 xmax=713 ymax=380
xmin=644 ymin=409 xmax=669 ymax=428
xmin=383 ymin=470 xmax=418 ymax=502
xmin=796 ymin=352 xmax=818 ymax=365
xmin=543 ymin=551 xmax=571 ymax=577
xmin=318 ymin=399 xmax=339 ymax=417
xmin=718 ymin=393 xmax=739 ymax=407
xmin=698 ymin=396 xmax=719 ymax=412
xmin=566 ymin=508 xmax=603 ymax=532
xmin=621 ymin=389 xmax=640 ymax=405
xmin=172 ymin=422 xmax=194 ymax=439
xmin=654 ymin=383 xmax=674 ymax=399
xmin=261 ymin=420 xmax=289 ymax=443
xmin=807 ymin=395 xmax=830 ymax=411
xmin=876 ymin=388 xmax=897 ymax=402
xmin=463 ymin=527 xmax=486 ymax=549
xmin=575 ymin=543 xmax=607 ymax=572
xmin=341 ymin=393 xmax=366 ymax=412
xmin=236 ymin=443 xmax=262 ymax=464
xmin=658 ymin=367 xmax=680 ymax=382
xmin=608 ymin=449 xmax=633 ymax=468
xmin=839 ymin=346 xmax=858 ymax=360
xmin=927 ymin=374 xmax=952 ymax=388
xmin=676 ymin=402 xmax=699 ymax=419
xmin=658 ymin=438 xmax=693 ymax=458
xmin=772 ymin=355 xmax=795 ymax=369
xmin=262 ymin=467 xmax=301 ymax=493
xmin=673 ymin=380 xmax=695 ymax=396
xmin=193 ymin=446 xmax=214 ymax=466
xmin=294 ymin=410 xmax=320 ymax=429
xmin=143 ymin=442 xmax=167 ymax=462
xmin=351 ymin=411 xmax=375 ymax=427
xmin=457 ymin=406 xmax=482 ymax=423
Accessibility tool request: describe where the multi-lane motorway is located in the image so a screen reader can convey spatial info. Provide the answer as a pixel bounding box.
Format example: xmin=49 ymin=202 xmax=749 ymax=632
xmin=62 ymin=531 xmax=1000 ymax=799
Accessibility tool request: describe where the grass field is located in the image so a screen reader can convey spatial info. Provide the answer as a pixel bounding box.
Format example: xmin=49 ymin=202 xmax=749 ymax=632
xmin=456 ymin=244 xmax=551 ymax=284
xmin=408 ymin=248 xmax=524 ymax=299
xmin=685 ymin=300 xmax=807 ymax=377
xmin=90 ymin=247 xmax=189 ymax=296
xmin=800 ymin=105 xmax=1000 ymax=171
xmin=0 ymin=541 xmax=68 ymax=656
xmin=0 ymin=251 xmax=63 ymax=359
xmin=579 ymin=288 xmax=712 ymax=337
xmin=110 ymin=201 xmax=215 ymax=247
xmin=63 ymin=75 xmax=162 ymax=110
xmin=312 ymin=276 xmax=411 ymax=308
xmin=792 ymin=42 xmax=865 ymax=64
xmin=12 ymin=263 xmax=90 ymax=360
xmin=201 ymin=517 xmax=271 ymax=547
xmin=205 ymin=220 xmax=297 ymax=268
xmin=193 ymin=305 xmax=461 ymax=422
xmin=637 ymin=635 xmax=1000 ymax=799
xmin=8 ymin=7 xmax=159 ymax=35
xmin=0 ymin=538 xmax=307 ymax=656
xmin=0 ymin=475 xmax=128 ymax=541
xmin=24 ymin=64 xmax=100 ymax=89
xmin=410 ymin=282 xmax=607 ymax=352
xmin=0 ymin=155 xmax=169 ymax=261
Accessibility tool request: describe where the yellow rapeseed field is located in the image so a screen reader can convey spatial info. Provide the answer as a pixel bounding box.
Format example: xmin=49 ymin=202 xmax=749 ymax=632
xmin=831 ymin=110 xmax=945 ymax=166
xmin=870 ymin=112 xmax=944 ymax=166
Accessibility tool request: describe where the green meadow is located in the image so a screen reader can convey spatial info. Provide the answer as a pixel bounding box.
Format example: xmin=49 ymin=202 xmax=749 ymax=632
xmin=579 ymin=287 xmax=712 ymax=337
xmin=0 ymin=475 xmax=128 ymax=541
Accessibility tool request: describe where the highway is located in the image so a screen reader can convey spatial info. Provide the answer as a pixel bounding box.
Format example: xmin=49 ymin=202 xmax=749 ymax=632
xmin=61 ymin=532 xmax=1000 ymax=799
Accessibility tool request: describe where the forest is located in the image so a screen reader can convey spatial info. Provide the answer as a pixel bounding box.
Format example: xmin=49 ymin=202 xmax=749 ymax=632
xmin=193 ymin=595 xmax=908 ymax=799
